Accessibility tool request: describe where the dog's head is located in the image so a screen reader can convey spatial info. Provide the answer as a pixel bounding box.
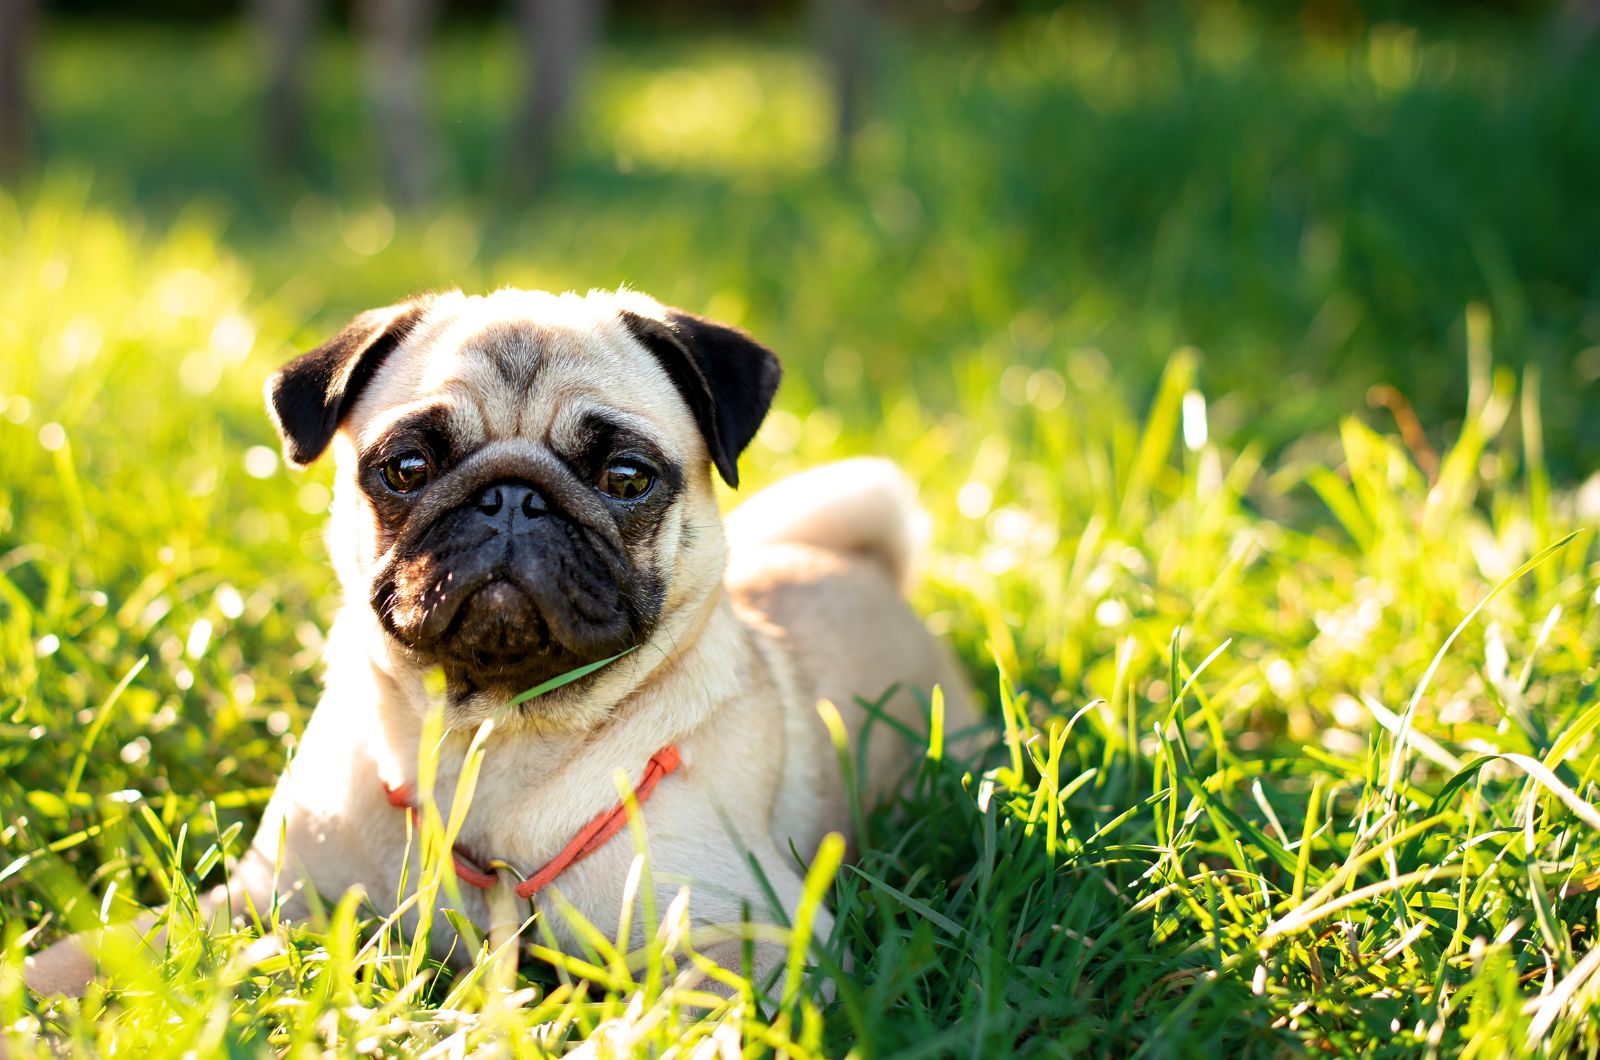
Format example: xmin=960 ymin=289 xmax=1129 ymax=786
xmin=266 ymin=289 xmax=779 ymax=723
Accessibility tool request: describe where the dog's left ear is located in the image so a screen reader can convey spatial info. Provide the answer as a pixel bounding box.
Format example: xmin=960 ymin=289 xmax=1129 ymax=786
xmin=621 ymin=309 xmax=782 ymax=488
xmin=266 ymin=298 xmax=433 ymax=467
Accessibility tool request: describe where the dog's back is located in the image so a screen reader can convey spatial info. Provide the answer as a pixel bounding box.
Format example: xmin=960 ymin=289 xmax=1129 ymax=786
xmin=724 ymin=459 xmax=975 ymax=847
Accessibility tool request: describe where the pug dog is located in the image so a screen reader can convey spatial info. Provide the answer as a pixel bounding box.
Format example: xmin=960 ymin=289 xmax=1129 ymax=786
xmin=23 ymin=287 xmax=974 ymax=996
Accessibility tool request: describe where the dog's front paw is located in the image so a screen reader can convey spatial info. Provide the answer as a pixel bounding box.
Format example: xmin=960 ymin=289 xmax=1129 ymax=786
xmin=23 ymin=936 xmax=96 ymax=998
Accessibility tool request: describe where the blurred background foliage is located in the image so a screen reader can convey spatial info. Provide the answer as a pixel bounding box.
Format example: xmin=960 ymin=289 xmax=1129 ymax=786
xmin=0 ymin=0 xmax=1596 ymax=833
xmin=6 ymin=0 xmax=1599 ymax=475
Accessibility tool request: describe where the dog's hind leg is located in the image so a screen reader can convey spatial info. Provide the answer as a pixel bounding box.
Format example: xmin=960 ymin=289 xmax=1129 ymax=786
xmin=724 ymin=457 xmax=927 ymax=594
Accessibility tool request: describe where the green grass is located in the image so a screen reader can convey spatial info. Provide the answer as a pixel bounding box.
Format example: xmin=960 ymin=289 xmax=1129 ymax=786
xmin=3 ymin=7 xmax=1600 ymax=1055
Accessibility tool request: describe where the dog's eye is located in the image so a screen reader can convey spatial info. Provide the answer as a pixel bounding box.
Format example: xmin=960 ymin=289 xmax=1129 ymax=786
xmin=598 ymin=460 xmax=656 ymax=501
xmin=380 ymin=452 xmax=432 ymax=494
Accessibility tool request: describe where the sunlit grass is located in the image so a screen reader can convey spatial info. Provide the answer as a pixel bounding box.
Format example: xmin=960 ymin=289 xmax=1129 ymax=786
xmin=3 ymin=7 xmax=1600 ymax=1054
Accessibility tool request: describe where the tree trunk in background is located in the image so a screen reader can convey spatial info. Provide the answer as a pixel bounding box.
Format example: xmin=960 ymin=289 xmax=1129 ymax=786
xmin=815 ymin=0 xmax=875 ymax=169
xmin=358 ymin=0 xmax=437 ymax=209
xmin=508 ymin=0 xmax=598 ymax=194
xmin=1556 ymin=0 xmax=1600 ymax=55
xmin=0 ymin=0 xmax=34 ymax=179
xmin=255 ymin=0 xmax=315 ymax=177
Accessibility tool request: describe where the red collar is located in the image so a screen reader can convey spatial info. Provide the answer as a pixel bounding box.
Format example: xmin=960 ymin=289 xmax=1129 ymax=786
xmin=382 ymin=744 xmax=682 ymax=900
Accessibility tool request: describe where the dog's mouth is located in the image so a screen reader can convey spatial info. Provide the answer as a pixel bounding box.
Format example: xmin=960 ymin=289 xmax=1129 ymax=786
xmin=370 ymin=498 xmax=645 ymax=695
xmin=445 ymin=580 xmax=549 ymax=672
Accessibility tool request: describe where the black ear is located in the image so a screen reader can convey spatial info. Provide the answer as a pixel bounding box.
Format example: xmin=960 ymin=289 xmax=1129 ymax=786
xmin=265 ymin=299 xmax=432 ymax=467
xmin=621 ymin=309 xmax=782 ymax=488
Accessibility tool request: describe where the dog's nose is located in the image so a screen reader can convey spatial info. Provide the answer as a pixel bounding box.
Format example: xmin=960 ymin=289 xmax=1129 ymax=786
xmin=474 ymin=481 xmax=548 ymax=525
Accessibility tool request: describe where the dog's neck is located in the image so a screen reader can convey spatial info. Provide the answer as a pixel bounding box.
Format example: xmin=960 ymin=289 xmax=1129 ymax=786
xmin=331 ymin=587 xmax=747 ymax=836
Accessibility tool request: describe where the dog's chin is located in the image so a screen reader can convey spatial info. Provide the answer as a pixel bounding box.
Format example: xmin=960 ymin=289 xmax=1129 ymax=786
xmin=438 ymin=647 xmax=606 ymax=706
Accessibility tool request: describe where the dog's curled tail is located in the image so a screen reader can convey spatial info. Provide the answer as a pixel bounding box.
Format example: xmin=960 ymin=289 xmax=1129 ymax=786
xmin=724 ymin=457 xmax=928 ymax=593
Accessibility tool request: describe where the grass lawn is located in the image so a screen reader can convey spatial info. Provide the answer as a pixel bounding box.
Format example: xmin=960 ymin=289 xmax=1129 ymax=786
xmin=3 ymin=8 xmax=1600 ymax=1055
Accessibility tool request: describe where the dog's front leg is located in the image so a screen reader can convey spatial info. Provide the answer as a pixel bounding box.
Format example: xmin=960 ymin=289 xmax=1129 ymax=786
xmin=21 ymin=843 xmax=283 ymax=998
xmin=643 ymin=832 xmax=838 ymax=1002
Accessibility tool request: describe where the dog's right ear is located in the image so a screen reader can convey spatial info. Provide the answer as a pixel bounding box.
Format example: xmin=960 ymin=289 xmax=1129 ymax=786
xmin=266 ymin=298 xmax=432 ymax=467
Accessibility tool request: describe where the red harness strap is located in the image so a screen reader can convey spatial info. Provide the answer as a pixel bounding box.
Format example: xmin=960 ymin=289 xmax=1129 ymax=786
xmin=382 ymin=745 xmax=682 ymax=900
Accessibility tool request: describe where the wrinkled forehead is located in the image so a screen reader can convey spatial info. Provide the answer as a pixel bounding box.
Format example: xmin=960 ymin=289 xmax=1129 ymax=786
xmin=344 ymin=294 xmax=693 ymax=452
